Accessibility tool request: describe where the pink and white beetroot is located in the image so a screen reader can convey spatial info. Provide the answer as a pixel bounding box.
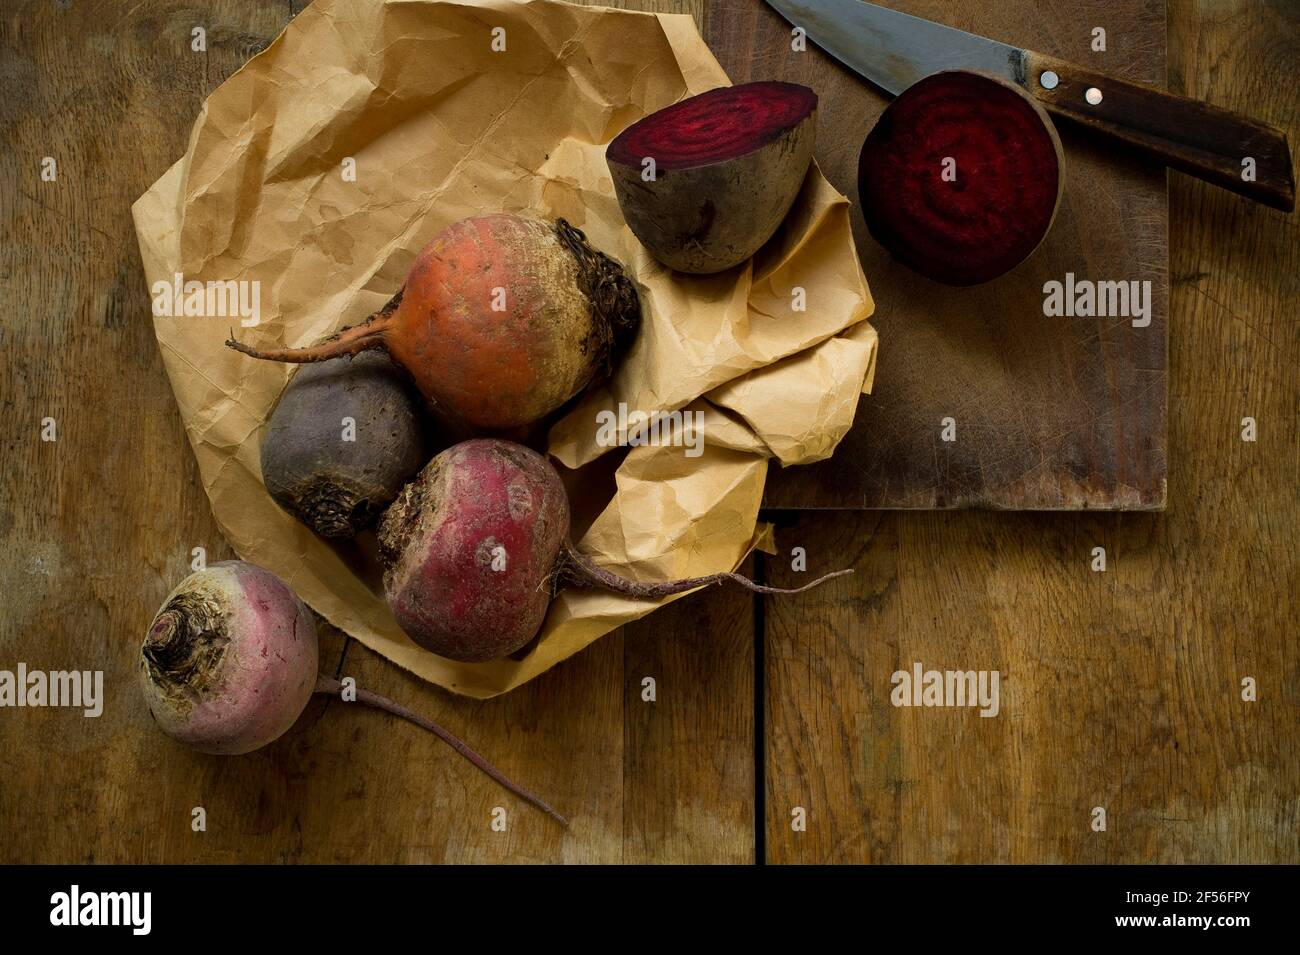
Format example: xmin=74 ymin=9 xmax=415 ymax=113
xmin=140 ymin=560 xmax=564 ymax=823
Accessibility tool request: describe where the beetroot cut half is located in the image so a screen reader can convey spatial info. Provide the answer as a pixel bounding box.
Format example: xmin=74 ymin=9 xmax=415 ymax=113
xmin=607 ymin=81 xmax=818 ymax=274
xmin=857 ymin=70 xmax=1064 ymax=287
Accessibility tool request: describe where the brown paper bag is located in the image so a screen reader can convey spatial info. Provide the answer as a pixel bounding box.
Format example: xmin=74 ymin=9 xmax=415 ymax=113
xmin=132 ymin=0 xmax=876 ymax=698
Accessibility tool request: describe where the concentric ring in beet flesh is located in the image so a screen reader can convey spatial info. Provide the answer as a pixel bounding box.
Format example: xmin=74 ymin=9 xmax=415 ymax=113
xmin=608 ymin=81 xmax=818 ymax=171
xmin=858 ymin=71 xmax=1063 ymax=286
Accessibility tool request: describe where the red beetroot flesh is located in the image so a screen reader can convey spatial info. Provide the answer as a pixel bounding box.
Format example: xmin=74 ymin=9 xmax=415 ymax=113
xmin=858 ymin=71 xmax=1062 ymax=286
xmin=608 ymin=81 xmax=818 ymax=170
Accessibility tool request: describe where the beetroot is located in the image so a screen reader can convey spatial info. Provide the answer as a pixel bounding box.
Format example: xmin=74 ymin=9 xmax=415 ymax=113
xmin=378 ymin=439 xmax=850 ymax=662
xmin=140 ymin=561 xmax=564 ymax=823
xmin=857 ymin=70 xmax=1064 ymax=286
xmin=607 ymin=81 xmax=818 ymax=274
xmin=227 ymin=214 xmax=639 ymax=430
xmin=261 ymin=352 xmax=427 ymax=538
xmin=141 ymin=561 xmax=316 ymax=755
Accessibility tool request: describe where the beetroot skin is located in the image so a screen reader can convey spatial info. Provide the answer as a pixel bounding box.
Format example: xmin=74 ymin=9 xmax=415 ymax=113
xmin=228 ymin=215 xmax=639 ymax=430
xmin=261 ymin=352 xmax=427 ymax=539
xmin=379 ymin=440 xmax=567 ymax=663
xmin=607 ymin=81 xmax=818 ymax=274
xmin=140 ymin=560 xmax=564 ymax=822
xmin=140 ymin=561 xmax=317 ymax=755
xmin=379 ymin=439 xmax=851 ymax=663
xmin=857 ymin=70 xmax=1064 ymax=286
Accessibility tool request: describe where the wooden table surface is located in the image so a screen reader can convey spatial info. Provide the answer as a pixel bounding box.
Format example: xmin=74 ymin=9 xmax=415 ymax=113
xmin=733 ymin=0 xmax=1172 ymax=511
xmin=0 ymin=0 xmax=1295 ymax=863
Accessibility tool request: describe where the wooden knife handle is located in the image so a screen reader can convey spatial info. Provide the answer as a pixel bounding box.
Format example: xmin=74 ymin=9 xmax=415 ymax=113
xmin=1023 ymin=50 xmax=1295 ymax=212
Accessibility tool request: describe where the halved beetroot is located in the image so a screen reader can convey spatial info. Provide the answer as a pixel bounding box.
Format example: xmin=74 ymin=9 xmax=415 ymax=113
xmin=607 ymin=81 xmax=818 ymax=274
xmin=858 ymin=70 xmax=1064 ymax=286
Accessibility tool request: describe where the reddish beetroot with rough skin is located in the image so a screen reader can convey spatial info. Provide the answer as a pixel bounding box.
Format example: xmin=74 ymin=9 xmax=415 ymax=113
xmin=379 ymin=438 xmax=852 ymax=664
xmin=379 ymin=440 xmax=568 ymax=663
xmin=228 ymin=215 xmax=639 ymax=430
xmin=858 ymin=70 xmax=1064 ymax=286
xmin=607 ymin=81 xmax=818 ymax=274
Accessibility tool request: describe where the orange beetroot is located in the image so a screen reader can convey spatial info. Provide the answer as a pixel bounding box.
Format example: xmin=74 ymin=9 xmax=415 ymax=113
xmin=227 ymin=215 xmax=639 ymax=430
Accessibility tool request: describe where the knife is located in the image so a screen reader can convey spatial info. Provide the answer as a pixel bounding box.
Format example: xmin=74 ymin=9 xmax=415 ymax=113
xmin=764 ymin=0 xmax=1295 ymax=212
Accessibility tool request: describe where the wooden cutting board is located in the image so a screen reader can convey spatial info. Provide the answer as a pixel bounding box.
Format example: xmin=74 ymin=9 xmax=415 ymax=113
xmin=704 ymin=0 xmax=1168 ymax=509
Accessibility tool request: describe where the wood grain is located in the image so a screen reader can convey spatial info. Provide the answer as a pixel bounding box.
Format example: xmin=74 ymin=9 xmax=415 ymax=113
xmin=621 ymin=560 xmax=756 ymax=864
xmin=0 ymin=0 xmax=750 ymax=865
xmin=760 ymin=0 xmax=1298 ymax=863
xmin=706 ymin=0 xmax=1171 ymax=510
xmin=1025 ymin=49 xmax=1295 ymax=212
xmin=0 ymin=0 xmax=1293 ymax=867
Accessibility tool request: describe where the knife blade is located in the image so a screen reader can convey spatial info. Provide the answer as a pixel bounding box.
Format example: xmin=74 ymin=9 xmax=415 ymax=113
xmin=767 ymin=0 xmax=1025 ymax=95
xmin=764 ymin=0 xmax=1295 ymax=211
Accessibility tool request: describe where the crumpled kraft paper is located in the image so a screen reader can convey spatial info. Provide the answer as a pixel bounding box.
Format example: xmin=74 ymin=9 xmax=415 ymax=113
xmin=132 ymin=0 xmax=877 ymax=698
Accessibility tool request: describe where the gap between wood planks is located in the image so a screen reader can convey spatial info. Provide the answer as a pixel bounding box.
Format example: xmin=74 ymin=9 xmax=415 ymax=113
xmin=752 ymin=555 xmax=768 ymax=866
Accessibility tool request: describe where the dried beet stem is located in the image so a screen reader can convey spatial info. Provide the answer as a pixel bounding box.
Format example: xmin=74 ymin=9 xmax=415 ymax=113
xmin=142 ymin=589 xmax=230 ymax=710
xmin=559 ymin=541 xmax=852 ymax=598
xmin=282 ymin=478 xmax=376 ymax=539
xmin=554 ymin=218 xmax=640 ymax=375
xmin=226 ymin=311 xmax=393 ymax=364
xmin=314 ymin=675 xmax=567 ymax=826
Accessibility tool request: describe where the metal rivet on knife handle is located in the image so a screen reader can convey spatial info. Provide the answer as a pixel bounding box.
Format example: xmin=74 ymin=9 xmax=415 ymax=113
xmin=762 ymin=0 xmax=1296 ymax=211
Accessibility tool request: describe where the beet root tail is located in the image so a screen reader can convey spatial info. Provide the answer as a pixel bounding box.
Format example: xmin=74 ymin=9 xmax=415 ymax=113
xmin=226 ymin=311 xmax=394 ymax=365
xmin=314 ymin=675 xmax=567 ymax=826
xmin=560 ymin=542 xmax=852 ymax=599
